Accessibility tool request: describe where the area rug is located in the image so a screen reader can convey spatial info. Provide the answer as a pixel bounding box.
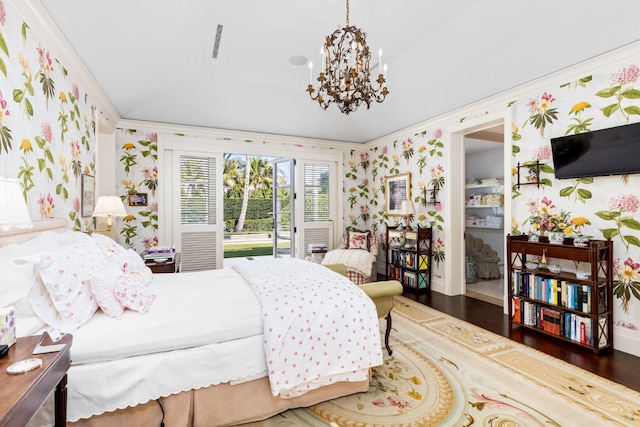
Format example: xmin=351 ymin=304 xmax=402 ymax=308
xmin=244 ymin=295 xmax=640 ymax=426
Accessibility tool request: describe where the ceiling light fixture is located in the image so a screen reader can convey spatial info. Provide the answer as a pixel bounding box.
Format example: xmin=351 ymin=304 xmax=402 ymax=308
xmin=306 ymin=0 xmax=389 ymax=115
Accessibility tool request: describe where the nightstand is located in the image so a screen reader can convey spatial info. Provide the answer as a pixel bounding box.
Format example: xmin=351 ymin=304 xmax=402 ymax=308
xmin=0 ymin=334 xmax=73 ymax=427
xmin=145 ymin=252 xmax=181 ymax=273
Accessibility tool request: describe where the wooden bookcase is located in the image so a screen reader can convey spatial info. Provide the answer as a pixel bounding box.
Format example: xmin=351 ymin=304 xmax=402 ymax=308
xmin=386 ymin=225 xmax=432 ymax=293
xmin=507 ymin=234 xmax=613 ymax=352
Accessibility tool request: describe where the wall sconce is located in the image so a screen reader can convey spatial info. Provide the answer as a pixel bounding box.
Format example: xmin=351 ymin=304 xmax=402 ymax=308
xmin=0 ymin=177 xmax=33 ymax=231
xmin=92 ymin=196 xmax=127 ymax=231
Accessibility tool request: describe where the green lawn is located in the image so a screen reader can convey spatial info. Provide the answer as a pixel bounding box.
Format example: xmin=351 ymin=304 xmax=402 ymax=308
xmin=224 ymin=241 xmax=290 ymax=258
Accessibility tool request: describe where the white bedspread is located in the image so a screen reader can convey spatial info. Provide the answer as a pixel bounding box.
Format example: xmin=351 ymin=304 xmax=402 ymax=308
xmin=65 ymin=268 xmax=268 ymax=422
xmin=232 ymin=258 xmax=383 ymax=398
xmin=321 ymin=248 xmax=376 ymax=276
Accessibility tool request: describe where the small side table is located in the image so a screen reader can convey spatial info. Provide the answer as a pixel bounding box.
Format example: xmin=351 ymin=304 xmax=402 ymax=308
xmin=145 ymin=253 xmax=181 ymax=273
xmin=0 ymin=334 xmax=73 ymax=427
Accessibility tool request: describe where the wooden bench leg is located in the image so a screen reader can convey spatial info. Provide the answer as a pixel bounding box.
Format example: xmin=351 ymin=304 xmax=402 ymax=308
xmin=384 ymin=312 xmax=393 ymax=355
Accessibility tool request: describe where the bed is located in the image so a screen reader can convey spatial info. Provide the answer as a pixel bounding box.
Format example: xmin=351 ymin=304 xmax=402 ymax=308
xmin=0 ymin=219 xmax=382 ymax=427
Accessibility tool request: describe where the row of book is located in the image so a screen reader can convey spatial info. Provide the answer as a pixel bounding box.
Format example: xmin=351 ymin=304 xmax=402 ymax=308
xmin=389 ymin=250 xmax=429 ymax=270
xmin=512 ymin=271 xmax=607 ymax=314
xmin=144 ymin=246 xmax=176 ymax=261
xmin=388 ymin=266 xmax=428 ymax=289
xmin=513 ymin=298 xmax=608 ymax=347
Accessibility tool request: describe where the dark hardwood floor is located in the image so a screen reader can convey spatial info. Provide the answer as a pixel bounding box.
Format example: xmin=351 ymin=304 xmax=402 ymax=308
xmin=402 ymin=290 xmax=640 ymax=393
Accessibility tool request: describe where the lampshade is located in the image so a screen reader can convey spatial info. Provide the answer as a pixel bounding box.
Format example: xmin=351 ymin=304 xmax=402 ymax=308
xmin=400 ymin=200 xmax=415 ymax=216
xmin=92 ymin=196 xmax=127 ymax=231
xmin=0 ymin=177 xmax=33 ymax=231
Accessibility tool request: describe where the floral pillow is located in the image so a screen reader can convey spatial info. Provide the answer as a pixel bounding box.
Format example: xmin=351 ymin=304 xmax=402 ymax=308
xmin=348 ymin=230 xmax=370 ymax=250
xmin=32 ymin=234 xmax=104 ymax=333
xmin=114 ymin=275 xmax=156 ymax=314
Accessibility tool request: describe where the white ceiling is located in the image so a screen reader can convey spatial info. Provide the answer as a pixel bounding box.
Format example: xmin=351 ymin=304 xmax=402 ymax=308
xmin=39 ymin=0 xmax=640 ymax=143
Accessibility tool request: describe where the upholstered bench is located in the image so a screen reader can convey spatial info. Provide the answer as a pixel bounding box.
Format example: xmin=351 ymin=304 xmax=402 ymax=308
xmin=323 ymin=263 xmax=403 ymax=355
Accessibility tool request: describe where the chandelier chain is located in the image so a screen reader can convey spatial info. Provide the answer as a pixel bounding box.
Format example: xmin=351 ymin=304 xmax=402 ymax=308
xmin=346 ymin=0 xmax=349 ymax=26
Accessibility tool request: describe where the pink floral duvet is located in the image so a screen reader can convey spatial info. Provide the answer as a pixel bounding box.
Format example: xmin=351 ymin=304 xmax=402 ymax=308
xmin=232 ymin=258 xmax=383 ymax=398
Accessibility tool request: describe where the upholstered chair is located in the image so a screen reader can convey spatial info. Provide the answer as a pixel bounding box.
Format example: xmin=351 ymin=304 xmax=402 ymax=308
xmin=321 ymin=229 xmax=378 ymax=284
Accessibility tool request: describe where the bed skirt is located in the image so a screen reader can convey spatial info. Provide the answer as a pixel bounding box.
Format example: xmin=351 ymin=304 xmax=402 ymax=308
xmin=68 ymin=375 xmax=370 ymax=427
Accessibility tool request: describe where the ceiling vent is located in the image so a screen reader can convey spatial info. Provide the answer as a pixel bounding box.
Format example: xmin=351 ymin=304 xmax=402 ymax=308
xmin=212 ymin=24 xmax=223 ymax=59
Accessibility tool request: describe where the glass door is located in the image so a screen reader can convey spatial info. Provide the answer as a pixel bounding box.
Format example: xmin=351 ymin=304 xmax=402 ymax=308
xmin=272 ymin=158 xmax=295 ymax=258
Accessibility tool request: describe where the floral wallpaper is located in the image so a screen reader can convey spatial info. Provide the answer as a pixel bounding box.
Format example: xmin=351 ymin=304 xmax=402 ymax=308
xmin=0 ymin=0 xmax=96 ymax=229
xmin=114 ymin=128 xmax=158 ymax=251
xmin=344 ymin=59 xmax=640 ymax=343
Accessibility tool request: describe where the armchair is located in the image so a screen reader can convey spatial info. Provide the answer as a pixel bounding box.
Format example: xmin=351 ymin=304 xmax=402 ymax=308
xmin=321 ymin=229 xmax=378 ymax=284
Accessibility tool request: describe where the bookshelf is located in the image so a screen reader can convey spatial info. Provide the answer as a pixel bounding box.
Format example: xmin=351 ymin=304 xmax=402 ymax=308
xmin=507 ymin=234 xmax=613 ymax=352
xmin=386 ymin=225 xmax=432 ymax=293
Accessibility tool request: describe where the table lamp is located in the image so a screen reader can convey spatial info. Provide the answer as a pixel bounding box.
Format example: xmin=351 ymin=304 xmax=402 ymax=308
xmin=0 ymin=177 xmax=33 ymax=230
xmin=92 ymin=196 xmax=127 ymax=231
xmin=399 ymin=199 xmax=415 ymax=230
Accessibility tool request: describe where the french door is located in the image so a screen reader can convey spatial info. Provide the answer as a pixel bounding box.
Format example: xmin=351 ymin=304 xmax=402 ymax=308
xmin=273 ymin=158 xmax=294 ymax=258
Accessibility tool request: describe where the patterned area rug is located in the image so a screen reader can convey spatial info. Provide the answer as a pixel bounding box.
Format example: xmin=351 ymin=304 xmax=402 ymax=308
xmin=244 ymin=296 xmax=640 ymax=426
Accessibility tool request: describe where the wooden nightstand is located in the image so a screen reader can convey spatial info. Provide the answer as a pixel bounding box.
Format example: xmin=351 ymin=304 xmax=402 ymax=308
xmin=0 ymin=334 xmax=73 ymax=427
xmin=145 ymin=253 xmax=181 ymax=273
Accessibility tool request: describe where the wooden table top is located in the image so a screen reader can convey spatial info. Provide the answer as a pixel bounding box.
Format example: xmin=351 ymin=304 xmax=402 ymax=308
xmin=0 ymin=334 xmax=72 ymax=426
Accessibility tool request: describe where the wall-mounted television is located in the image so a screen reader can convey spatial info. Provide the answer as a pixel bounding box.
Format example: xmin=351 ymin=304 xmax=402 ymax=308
xmin=550 ymin=122 xmax=640 ymax=179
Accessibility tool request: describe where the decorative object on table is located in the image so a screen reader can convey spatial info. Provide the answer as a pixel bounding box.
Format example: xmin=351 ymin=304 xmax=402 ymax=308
xmin=576 ymin=271 xmax=591 ymax=280
xmin=144 ymin=246 xmax=176 ymax=262
xmin=399 ymin=199 xmax=415 ymax=231
xmin=574 ymin=235 xmax=589 ymax=247
xmin=92 ymin=195 xmax=127 ymax=232
xmin=0 ymin=177 xmax=33 ymax=230
xmin=384 ymin=173 xmax=411 ymax=216
xmin=549 ymin=264 xmax=562 ymax=274
xmin=525 ymin=261 xmax=539 ymax=270
xmin=81 ymin=174 xmax=95 ymax=218
xmin=305 ymin=0 xmax=388 ymax=114
xmin=548 ymin=231 xmax=565 ymax=244
xmin=528 ymin=232 xmax=539 ymax=242
xmin=0 ymin=306 xmax=16 ymax=347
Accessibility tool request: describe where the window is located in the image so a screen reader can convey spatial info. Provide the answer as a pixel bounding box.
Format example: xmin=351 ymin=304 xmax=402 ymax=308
xmin=304 ymin=163 xmax=329 ymax=222
xmin=180 ymin=155 xmax=216 ymax=224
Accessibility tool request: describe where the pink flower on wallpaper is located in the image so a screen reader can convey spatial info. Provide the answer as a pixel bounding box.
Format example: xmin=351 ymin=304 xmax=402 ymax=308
xmin=145 ymin=132 xmax=158 ymax=143
xmin=433 ymin=128 xmax=443 ymax=139
xmin=70 ymin=140 xmax=81 ymax=160
xmin=72 ymin=197 xmax=80 ymax=213
xmin=41 ymin=122 xmax=53 ymax=143
xmin=38 ymin=192 xmax=54 ymax=219
xmin=149 ymin=202 xmax=158 ymax=212
xmin=609 ymin=65 xmax=640 ymax=85
xmin=531 ymin=145 xmax=552 ymax=161
xmin=0 ymin=90 xmax=10 ymax=124
xmin=72 ymin=83 xmax=80 ymax=101
xmin=381 ymin=146 xmax=388 ymax=155
xmin=609 ymin=194 xmax=640 ymax=213
xmin=36 ymin=45 xmax=53 ymax=74
xmin=401 ymin=137 xmax=413 ymax=150
xmin=0 ymin=0 xmax=6 ymax=26
xmin=141 ymin=236 xmax=158 ymax=249
xmin=361 ymin=178 xmax=368 ymax=186
xmin=360 ymin=204 xmax=369 ymax=214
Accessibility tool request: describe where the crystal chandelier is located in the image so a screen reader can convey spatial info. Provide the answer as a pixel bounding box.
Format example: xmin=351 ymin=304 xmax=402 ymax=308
xmin=306 ymin=0 xmax=389 ymax=115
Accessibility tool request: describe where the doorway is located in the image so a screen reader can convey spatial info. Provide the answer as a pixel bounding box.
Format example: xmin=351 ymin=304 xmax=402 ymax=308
xmin=464 ymin=127 xmax=505 ymax=305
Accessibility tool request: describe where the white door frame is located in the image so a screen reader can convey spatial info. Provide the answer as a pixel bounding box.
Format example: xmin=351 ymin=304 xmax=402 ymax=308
xmin=444 ymin=109 xmax=512 ymax=311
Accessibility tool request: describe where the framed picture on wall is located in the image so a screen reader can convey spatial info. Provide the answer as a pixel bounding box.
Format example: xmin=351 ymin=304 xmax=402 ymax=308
xmin=128 ymin=192 xmax=148 ymax=206
xmin=385 ymin=173 xmax=411 ymax=216
xmin=81 ymin=174 xmax=95 ymax=218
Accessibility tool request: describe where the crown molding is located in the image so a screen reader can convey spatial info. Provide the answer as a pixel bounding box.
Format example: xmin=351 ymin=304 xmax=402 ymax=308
xmin=10 ymin=0 xmax=121 ymax=133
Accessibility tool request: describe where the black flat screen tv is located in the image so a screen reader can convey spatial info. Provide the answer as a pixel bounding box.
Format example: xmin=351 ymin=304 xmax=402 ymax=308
xmin=550 ymin=122 xmax=640 ymax=179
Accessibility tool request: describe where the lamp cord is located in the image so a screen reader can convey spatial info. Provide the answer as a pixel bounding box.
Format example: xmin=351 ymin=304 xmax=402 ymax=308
xmin=156 ymin=399 xmax=165 ymax=427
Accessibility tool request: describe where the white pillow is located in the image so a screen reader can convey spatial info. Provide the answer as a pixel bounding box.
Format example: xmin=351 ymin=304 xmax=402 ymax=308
xmin=0 ymin=260 xmax=35 ymax=308
xmin=32 ymin=235 xmax=104 ymax=333
xmin=89 ymin=263 xmax=125 ymax=318
xmin=91 ymin=234 xmax=153 ymax=285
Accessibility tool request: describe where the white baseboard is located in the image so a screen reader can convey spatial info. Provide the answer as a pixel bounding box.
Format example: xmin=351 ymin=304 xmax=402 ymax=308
xmin=613 ymin=325 xmax=640 ymax=358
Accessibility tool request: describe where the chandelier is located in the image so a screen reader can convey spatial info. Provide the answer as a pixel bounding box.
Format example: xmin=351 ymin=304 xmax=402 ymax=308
xmin=306 ymin=0 xmax=389 ymax=115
